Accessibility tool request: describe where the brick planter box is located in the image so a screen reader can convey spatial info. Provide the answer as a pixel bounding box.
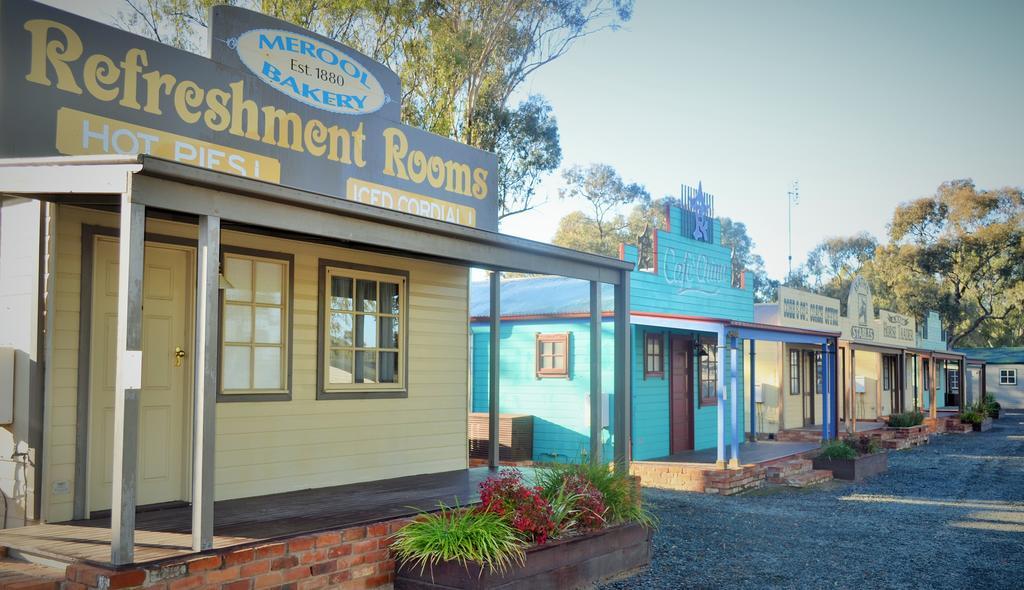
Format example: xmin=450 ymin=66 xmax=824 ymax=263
xmin=971 ymin=417 xmax=993 ymax=432
xmin=394 ymin=522 xmax=652 ymax=590
xmin=813 ymin=451 xmax=888 ymax=481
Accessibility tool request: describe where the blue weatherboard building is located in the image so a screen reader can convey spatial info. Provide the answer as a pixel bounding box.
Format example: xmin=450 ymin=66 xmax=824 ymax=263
xmin=471 ymin=192 xmax=838 ymax=465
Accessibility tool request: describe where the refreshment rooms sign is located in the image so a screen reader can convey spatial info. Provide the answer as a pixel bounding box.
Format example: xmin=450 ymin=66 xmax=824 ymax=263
xmin=0 ymin=1 xmax=499 ymax=231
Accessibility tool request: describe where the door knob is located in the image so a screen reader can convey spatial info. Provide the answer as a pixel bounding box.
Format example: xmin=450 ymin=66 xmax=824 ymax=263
xmin=174 ymin=346 xmax=187 ymax=367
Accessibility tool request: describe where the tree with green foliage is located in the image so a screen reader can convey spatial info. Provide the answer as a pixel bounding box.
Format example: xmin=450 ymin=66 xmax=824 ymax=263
xmin=115 ymin=0 xmax=632 ymax=219
xmin=869 ymin=179 xmax=1024 ymax=347
xmin=554 ymin=163 xmax=650 ymax=258
xmin=805 ymin=232 xmax=878 ymax=301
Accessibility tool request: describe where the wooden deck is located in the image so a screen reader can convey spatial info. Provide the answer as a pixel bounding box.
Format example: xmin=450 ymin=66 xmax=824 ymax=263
xmin=642 ymin=441 xmax=819 ymax=465
xmin=0 ymin=468 xmax=500 ymax=568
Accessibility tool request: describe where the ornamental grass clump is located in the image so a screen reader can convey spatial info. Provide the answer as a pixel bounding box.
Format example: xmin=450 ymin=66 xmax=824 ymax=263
xmin=534 ymin=461 xmax=656 ymax=529
xmin=959 ymin=409 xmax=984 ymax=425
xmin=887 ymin=411 xmax=925 ymax=428
xmin=819 ymin=435 xmax=880 ymax=459
xmin=389 ymin=503 xmax=525 ymax=575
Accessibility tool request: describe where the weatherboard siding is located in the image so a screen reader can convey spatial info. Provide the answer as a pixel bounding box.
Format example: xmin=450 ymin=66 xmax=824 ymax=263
xmin=45 ymin=205 xmax=469 ymax=522
xmin=470 ymin=319 xmax=615 ymax=463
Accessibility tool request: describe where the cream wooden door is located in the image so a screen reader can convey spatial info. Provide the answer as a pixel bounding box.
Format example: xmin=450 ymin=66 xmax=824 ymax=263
xmin=88 ymin=237 xmax=193 ymax=513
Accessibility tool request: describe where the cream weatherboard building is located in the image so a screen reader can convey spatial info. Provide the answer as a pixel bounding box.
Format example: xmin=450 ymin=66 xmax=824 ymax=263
xmin=0 ymin=1 xmax=633 ymax=580
xmin=754 ymin=279 xmax=967 ymax=435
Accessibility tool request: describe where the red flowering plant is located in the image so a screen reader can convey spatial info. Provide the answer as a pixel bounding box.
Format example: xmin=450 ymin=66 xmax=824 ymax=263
xmin=560 ymin=473 xmax=607 ymax=531
xmin=478 ymin=469 xmax=555 ymax=544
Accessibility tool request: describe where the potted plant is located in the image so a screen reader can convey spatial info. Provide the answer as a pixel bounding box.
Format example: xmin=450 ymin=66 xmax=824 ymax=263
xmin=960 ymin=401 xmax=993 ymax=432
xmin=391 ymin=466 xmax=655 ymax=589
xmin=984 ymin=395 xmax=1001 ymax=420
xmin=812 ymin=436 xmax=887 ymax=481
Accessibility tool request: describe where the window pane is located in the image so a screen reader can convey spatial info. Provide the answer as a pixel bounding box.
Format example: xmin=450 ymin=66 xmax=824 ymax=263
xmin=356 ymin=350 xmax=377 ymax=383
xmin=224 ymin=304 xmax=252 ymax=342
xmin=223 ymin=345 xmax=251 ymax=390
xmin=553 ymin=340 xmax=565 ymax=355
xmin=541 ymin=341 xmax=553 ymax=355
xmin=331 ymin=276 xmax=353 ymax=310
xmin=224 ymin=257 xmax=252 ymax=302
xmin=253 ymin=347 xmax=281 ymax=388
xmin=254 ymin=261 xmax=283 ymax=304
xmin=356 ymin=280 xmax=377 ymax=312
xmin=330 ymin=312 xmax=353 ymax=347
xmin=254 ymin=307 xmax=282 ymax=344
xmin=328 ymin=349 xmax=353 ymax=384
xmin=554 ymin=354 xmax=565 ymax=369
xmin=379 ymin=351 xmax=399 ymax=383
xmin=355 ymin=314 xmax=377 ymax=347
xmin=380 ymin=282 xmax=400 ymax=315
xmin=379 ymin=316 xmax=399 ymax=348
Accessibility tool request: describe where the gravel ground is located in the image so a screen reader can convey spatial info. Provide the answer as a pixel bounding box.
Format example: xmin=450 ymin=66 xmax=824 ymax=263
xmin=604 ymin=412 xmax=1024 ymax=590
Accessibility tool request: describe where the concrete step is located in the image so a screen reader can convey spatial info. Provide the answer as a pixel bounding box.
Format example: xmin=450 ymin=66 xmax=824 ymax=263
xmin=783 ymin=469 xmax=833 ymax=488
xmin=0 ymin=554 xmax=63 ymax=590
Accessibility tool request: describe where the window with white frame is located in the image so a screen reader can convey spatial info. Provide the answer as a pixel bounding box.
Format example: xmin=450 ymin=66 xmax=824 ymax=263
xmin=221 ymin=252 xmax=290 ymax=394
xmin=1000 ymin=369 xmax=1017 ymax=385
xmin=322 ymin=265 xmax=406 ymax=392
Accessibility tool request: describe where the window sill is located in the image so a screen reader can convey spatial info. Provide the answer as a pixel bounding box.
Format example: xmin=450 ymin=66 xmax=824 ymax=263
xmin=318 ymin=390 xmax=409 ymax=400
xmin=698 ymin=398 xmax=717 ymax=408
xmin=536 ymin=373 xmax=570 ymax=379
xmin=218 ymin=392 xmax=292 ymax=402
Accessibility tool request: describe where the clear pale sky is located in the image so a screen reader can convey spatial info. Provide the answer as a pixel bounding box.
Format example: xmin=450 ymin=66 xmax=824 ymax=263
xmin=42 ymin=0 xmax=1024 ymax=279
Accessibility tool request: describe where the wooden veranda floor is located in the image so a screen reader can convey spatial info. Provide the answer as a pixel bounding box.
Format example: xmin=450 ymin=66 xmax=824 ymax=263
xmin=643 ymin=441 xmax=819 ymax=465
xmin=0 ymin=468 xmax=500 ymax=568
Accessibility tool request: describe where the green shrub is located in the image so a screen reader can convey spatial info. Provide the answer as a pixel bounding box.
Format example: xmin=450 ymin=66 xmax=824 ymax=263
xmin=887 ymin=411 xmax=925 ymax=428
xmin=959 ymin=410 xmax=985 ymax=425
xmin=534 ymin=461 xmax=656 ymax=529
xmin=819 ymin=436 xmax=879 ymax=459
xmin=818 ymin=439 xmax=857 ymax=460
xmin=983 ymin=395 xmax=1001 ymax=418
xmin=390 ymin=503 xmax=525 ymax=575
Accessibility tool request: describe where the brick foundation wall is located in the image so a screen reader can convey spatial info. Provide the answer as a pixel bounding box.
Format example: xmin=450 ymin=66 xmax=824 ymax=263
xmin=629 ymin=463 xmax=766 ymax=496
xmin=62 ymin=517 xmax=412 ymax=590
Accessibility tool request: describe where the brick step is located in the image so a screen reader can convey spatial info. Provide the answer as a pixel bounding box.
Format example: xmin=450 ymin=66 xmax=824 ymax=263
xmin=0 ymin=555 xmax=63 ymax=590
xmin=765 ymin=459 xmax=812 ymax=483
xmin=782 ymin=469 xmax=833 ymax=488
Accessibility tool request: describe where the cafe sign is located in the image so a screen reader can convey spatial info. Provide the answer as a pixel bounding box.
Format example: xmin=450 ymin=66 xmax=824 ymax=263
xmin=0 ymin=1 xmax=499 ymax=231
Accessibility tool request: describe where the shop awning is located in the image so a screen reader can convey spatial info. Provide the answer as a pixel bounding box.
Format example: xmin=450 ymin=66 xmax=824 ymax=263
xmin=727 ymin=320 xmax=838 ymax=345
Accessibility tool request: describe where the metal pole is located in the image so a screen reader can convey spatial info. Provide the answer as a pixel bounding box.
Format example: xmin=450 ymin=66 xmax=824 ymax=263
xmin=729 ymin=336 xmax=739 ymax=468
xmin=716 ymin=329 xmax=726 ymax=468
xmin=488 ymin=271 xmax=500 ymax=468
xmin=192 ymin=215 xmax=220 ymax=551
xmin=749 ymin=339 xmax=756 ymax=441
xmin=111 ymin=195 xmax=145 ymax=565
xmin=589 ymin=281 xmax=602 ymax=464
xmin=613 ymin=271 xmax=631 ymax=472
xmin=821 ymin=341 xmax=829 ymax=441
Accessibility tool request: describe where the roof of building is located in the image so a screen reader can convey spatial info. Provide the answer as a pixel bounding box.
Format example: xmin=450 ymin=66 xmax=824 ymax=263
xmin=469 ymin=276 xmax=614 ymax=318
xmin=954 ymin=347 xmax=1024 ymax=364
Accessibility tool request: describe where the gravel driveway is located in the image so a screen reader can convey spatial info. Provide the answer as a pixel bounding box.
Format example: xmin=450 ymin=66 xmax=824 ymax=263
xmin=605 ymin=412 xmax=1024 ymax=589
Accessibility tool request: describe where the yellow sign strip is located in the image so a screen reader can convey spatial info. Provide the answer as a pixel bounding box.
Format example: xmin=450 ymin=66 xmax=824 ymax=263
xmin=346 ymin=178 xmax=477 ymax=228
xmin=56 ymin=107 xmax=281 ymax=182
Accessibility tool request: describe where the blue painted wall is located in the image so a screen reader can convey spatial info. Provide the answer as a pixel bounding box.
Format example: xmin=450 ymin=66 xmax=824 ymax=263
xmin=471 ymin=318 xmax=615 ymax=463
xmin=630 ymin=325 xmax=745 ymax=460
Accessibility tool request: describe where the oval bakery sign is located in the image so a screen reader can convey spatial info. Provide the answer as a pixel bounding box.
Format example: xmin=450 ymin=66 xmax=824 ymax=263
xmin=235 ymin=29 xmax=387 ymax=115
